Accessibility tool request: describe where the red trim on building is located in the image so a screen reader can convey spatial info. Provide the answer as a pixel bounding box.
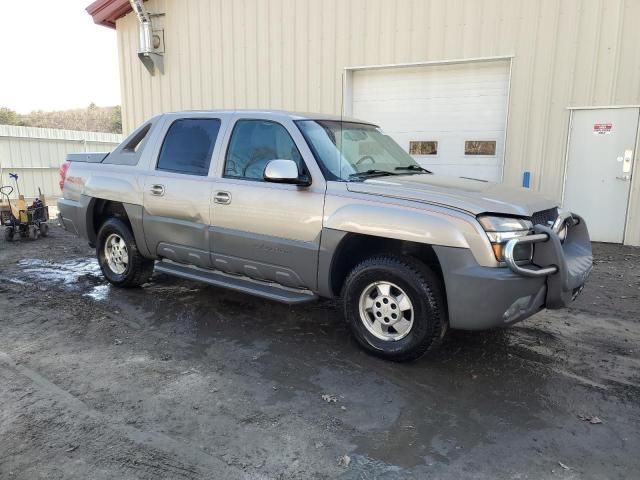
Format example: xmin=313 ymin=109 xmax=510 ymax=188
xmin=86 ymin=0 xmax=132 ymax=29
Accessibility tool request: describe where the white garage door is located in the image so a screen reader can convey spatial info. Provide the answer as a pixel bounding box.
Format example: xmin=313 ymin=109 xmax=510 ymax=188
xmin=351 ymin=60 xmax=510 ymax=182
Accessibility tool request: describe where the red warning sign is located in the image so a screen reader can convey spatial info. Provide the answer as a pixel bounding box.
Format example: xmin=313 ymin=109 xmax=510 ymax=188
xmin=593 ymin=123 xmax=613 ymax=134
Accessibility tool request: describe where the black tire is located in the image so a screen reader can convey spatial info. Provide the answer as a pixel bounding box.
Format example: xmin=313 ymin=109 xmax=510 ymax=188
xmin=341 ymin=255 xmax=447 ymax=362
xmin=96 ymin=217 xmax=154 ymax=288
xmin=29 ymin=225 xmax=40 ymax=240
xmin=4 ymin=228 xmax=14 ymax=242
xmin=39 ymin=222 xmax=49 ymax=237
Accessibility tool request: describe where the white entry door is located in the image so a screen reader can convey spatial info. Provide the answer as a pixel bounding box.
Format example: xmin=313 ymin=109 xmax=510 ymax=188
xmin=563 ymin=108 xmax=639 ymax=243
xmin=351 ymin=60 xmax=510 ymax=182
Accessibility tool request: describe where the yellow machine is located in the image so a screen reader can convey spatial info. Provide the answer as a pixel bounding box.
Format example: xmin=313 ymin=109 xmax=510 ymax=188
xmin=12 ymin=195 xmax=28 ymax=222
xmin=1 ymin=174 xmax=50 ymax=241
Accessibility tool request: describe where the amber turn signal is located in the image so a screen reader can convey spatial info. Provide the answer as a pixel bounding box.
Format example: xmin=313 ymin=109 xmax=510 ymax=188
xmin=492 ymin=243 xmax=504 ymax=262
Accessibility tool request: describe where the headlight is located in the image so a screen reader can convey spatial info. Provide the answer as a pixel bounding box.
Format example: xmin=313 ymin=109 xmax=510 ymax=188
xmin=478 ymin=215 xmax=533 ymax=263
xmin=554 ymin=208 xmax=569 ymax=242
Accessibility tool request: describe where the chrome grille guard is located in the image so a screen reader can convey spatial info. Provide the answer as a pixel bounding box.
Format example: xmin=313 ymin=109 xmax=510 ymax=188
xmin=504 ymin=210 xmax=576 ymax=278
xmin=504 ymin=234 xmax=558 ymax=277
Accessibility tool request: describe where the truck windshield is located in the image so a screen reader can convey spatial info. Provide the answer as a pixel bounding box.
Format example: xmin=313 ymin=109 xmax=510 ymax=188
xmin=296 ymin=120 xmax=428 ymax=181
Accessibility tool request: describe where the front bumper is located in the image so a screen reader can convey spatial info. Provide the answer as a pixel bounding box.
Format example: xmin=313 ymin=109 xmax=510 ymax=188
xmin=433 ymin=213 xmax=592 ymax=330
xmin=504 ymin=213 xmax=592 ymax=309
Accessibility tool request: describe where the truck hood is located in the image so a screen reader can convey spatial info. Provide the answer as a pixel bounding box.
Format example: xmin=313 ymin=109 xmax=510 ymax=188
xmin=346 ymin=174 xmax=557 ymax=217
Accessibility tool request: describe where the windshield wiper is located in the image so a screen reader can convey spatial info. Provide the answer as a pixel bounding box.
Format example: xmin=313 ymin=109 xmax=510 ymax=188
xmin=394 ymin=165 xmax=432 ymax=174
xmin=348 ymin=169 xmax=399 ymax=180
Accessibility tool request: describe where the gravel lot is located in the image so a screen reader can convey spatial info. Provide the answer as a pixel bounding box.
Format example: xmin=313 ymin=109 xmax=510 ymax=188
xmin=1 ymin=224 xmax=639 ymax=479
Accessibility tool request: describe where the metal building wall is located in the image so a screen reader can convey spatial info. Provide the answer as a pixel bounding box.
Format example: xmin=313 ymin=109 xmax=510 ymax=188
xmin=0 ymin=125 xmax=122 ymax=200
xmin=115 ymin=0 xmax=640 ymax=244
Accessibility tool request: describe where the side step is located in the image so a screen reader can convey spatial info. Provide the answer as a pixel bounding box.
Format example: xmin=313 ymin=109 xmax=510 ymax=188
xmin=155 ymin=261 xmax=318 ymax=305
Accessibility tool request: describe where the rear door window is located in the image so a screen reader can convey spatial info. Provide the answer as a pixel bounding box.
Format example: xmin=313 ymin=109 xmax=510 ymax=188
xmin=157 ymin=118 xmax=221 ymax=175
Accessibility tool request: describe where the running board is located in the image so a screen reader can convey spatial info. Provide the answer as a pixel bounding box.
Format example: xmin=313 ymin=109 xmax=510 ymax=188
xmin=155 ymin=261 xmax=318 ymax=305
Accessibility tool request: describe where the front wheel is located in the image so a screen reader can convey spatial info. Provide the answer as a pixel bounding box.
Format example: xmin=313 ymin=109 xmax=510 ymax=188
xmin=96 ymin=218 xmax=154 ymax=287
xmin=342 ymin=255 xmax=447 ymax=362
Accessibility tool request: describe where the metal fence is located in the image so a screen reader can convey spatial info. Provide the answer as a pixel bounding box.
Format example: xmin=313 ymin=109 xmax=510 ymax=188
xmin=0 ymin=125 xmax=122 ymax=201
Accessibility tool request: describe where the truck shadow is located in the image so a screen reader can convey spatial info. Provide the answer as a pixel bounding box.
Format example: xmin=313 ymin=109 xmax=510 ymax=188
xmin=141 ymin=272 xmax=561 ymax=377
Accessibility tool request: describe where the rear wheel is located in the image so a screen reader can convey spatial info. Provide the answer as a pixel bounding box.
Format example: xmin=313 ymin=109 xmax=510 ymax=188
xmin=4 ymin=228 xmax=14 ymax=242
xmin=39 ymin=223 xmax=49 ymax=237
xmin=97 ymin=218 xmax=154 ymax=287
xmin=342 ymin=255 xmax=447 ymax=362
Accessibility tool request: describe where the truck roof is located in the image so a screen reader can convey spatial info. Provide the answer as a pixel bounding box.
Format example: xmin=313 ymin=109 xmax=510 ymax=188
xmin=163 ymin=109 xmax=373 ymax=125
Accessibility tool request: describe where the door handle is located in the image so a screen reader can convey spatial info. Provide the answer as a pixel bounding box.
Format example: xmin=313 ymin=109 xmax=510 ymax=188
xmin=150 ymin=184 xmax=165 ymax=196
xmin=214 ymin=191 xmax=232 ymax=205
xmin=616 ymin=175 xmax=631 ymax=181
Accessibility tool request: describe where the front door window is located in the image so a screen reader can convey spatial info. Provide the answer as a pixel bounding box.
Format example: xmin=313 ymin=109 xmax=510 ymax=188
xmin=224 ymin=119 xmax=305 ymax=180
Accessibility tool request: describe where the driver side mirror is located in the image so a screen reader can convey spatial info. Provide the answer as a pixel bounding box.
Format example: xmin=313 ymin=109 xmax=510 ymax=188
xmin=263 ymin=159 xmax=311 ymax=186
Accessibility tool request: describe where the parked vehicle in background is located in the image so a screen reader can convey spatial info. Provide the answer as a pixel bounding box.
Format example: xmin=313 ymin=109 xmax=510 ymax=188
xmin=58 ymin=111 xmax=592 ymax=361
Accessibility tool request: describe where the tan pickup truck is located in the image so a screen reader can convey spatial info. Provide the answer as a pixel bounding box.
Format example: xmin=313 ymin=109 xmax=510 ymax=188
xmin=58 ymin=110 xmax=592 ymax=361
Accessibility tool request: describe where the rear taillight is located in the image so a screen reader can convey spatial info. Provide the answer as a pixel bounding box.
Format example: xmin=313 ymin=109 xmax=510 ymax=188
xmin=59 ymin=161 xmax=70 ymax=191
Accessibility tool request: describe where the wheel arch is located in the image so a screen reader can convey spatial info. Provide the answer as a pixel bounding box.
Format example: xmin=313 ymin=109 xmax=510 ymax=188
xmin=87 ymin=198 xmax=127 ymax=244
xmin=319 ymin=229 xmax=445 ymax=302
xmin=86 ymin=199 xmax=150 ymax=257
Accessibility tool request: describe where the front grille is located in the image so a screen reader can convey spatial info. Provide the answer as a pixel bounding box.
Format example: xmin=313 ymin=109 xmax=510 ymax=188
xmin=531 ymin=207 xmax=558 ymax=227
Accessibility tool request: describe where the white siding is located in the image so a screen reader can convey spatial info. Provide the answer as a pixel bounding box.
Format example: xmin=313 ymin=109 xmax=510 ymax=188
xmin=114 ymin=0 xmax=640 ymax=244
xmin=0 ymin=126 xmax=121 ymax=200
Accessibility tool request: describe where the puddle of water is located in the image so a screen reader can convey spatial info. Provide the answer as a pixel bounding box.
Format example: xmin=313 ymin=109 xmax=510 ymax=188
xmin=85 ymin=284 xmax=110 ymax=301
xmin=0 ymin=276 xmax=28 ymax=285
xmin=15 ymin=258 xmax=110 ymax=300
xmin=337 ymin=454 xmax=407 ymax=479
xmin=18 ymin=258 xmax=102 ymax=284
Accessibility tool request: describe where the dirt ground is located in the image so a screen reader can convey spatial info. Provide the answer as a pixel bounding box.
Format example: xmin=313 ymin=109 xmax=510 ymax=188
xmin=1 ymin=225 xmax=639 ymax=479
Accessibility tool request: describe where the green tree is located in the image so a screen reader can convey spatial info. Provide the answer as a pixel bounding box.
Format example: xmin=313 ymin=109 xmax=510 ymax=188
xmin=0 ymin=105 xmax=122 ymax=133
xmin=110 ymin=106 xmax=122 ymax=133
xmin=0 ymin=107 xmax=20 ymax=125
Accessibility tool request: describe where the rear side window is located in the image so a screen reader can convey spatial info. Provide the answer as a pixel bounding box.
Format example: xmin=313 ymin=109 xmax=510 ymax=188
xmin=224 ymin=119 xmax=304 ymax=180
xmin=157 ymin=118 xmax=221 ymax=175
xmin=123 ymin=123 xmax=151 ymax=153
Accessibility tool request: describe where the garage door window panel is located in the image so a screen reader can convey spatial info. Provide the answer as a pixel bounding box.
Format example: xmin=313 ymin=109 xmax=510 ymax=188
xmin=464 ymin=140 xmax=496 ymax=156
xmin=157 ymin=118 xmax=221 ymax=176
xmin=409 ymin=141 xmax=438 ymax=156
xmin=224 ymin=120 xmax=305 ymax=181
